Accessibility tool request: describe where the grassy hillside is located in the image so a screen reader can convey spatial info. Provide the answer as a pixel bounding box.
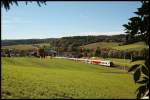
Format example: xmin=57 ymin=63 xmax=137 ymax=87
xmin=2 ymin=41 xmax=147 ymax=52
xmin=112 ymin=42 xmax=147 ymax=51
xmin=2 ymin=43 xmax=50 ymax=50
xmin=80 ymin=42 xmax=120 ymax=50
xmin=81 ymin=41 xmax=147 ymax=51
xmin=2 ymin=57 xmax=137 ymax=99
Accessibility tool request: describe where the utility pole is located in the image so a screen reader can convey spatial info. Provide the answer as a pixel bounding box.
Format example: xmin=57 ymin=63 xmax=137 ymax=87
xmin=124 ymin=51 xmax=126 ymax=71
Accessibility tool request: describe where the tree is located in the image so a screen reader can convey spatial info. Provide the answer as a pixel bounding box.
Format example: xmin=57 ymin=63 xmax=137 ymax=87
xmin=1 ymin=1 xmax=46 ymax=10
xmin=123 ymin=1 xmax=149 ymax=45
xmin=123 ymin=1 xmax=149 ymax=99
xmin=37 ymin=47 xmax=45 ymax=58
xmin=94 ymin=47 xmax=101 ymax=57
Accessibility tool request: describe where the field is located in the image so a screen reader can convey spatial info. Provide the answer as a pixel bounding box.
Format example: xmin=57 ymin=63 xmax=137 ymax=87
xmin=101 ymin=57 xmax=144 ymax=68
xmin=2 ymin=43 xmax=50 ymax=50
xmin=80 ymin=42 xmax=120 ymax=50
xmin=2 ymin=41 xmax=147 ymax=52
xmin=81 ymin=41 xmax=147 ymax=51
xmin=113 ymin=42 xmax=147 ymax=51
xmin=2 ymin=57 xmax=138 ymax=99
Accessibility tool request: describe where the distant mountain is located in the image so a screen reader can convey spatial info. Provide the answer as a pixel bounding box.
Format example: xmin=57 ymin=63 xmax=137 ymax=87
xmin=1 ymin=38 xmax=58 ymax=46
xmin=2 ymin=34 xmax=126 ymax=46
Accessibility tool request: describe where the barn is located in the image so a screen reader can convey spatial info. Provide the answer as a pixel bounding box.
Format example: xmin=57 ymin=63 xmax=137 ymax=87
xmin=44 ymin=49 xmax=57 ymax=57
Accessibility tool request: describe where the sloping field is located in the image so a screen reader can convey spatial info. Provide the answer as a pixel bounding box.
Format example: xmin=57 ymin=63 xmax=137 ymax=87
xmin=81 ymin=41 xmax=147 ymax=51
xmin=113 ymin=42 xmax=147 ymax=51
xmin=2 ymin=57 xmax=137 ymax=99
xmin=80 ymin=42 xmax=119 ymax=50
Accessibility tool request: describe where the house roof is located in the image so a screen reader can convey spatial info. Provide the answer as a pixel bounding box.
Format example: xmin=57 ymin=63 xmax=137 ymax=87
xmin=44 ymin=49 xmax=57 ymax=53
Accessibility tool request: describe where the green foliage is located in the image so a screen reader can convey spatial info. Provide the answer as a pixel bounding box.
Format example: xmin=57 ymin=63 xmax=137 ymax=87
xmin=128 ymin=64 xmax=140 ymax=72
xmin=133 ymin=68 xmax=141 ymax=83
xmin=2 ymin=57 xmax=138 ymax=99
xmin=124 ymin=1 xmax=149 ymax=99
xmin=141 ymin=65 xmax=149 ymax=77
xmin=123 ymin=1 xmax=149 ymax=45
xmin=1 ymin=1 xmax=46 ymax=10
xmin=94 ymin=47 xmax=101 ymax=57
xmin=136 ymin=85 xmax=147 ymax=99
xmin=127 ymin=60 xmax=149 ymax=99
xmin=128 ymin=61 xmax=149 ymax=99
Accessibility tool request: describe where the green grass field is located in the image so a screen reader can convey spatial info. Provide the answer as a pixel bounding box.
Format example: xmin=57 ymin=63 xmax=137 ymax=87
xmin=102 ymin=58 xmax=144 ymax=68
xmin=2 ymin=57 xmax=138 ymax=99
xmin=80 ymin=42 xmax=120 ymax=50
xmin=112 ymin=42 xmax=147 ymax=51
xmin=2 ymin=43 xmax=50 ymax=50
xmin=2 ymin=41 xmax=147 ymax=52
xmin=81 ymin=41 xmax=147 ymax=51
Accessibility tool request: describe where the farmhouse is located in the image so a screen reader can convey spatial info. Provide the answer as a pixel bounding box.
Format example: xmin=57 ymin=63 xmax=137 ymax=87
xmin=44 ymin=49 xmax=57 ymax=56
xmin=28 ymin=51 xmax=37 ymax=56
xmin=1 ymin=49 xmax=5 ymax=57
xmin=1 ymin=49 xmax=13 ymax=57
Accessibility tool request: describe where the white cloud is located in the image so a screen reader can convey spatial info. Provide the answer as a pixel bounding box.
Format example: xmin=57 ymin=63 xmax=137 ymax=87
xmin=59 ymin=31 xmax=125 ymax=38
xmin=79 ymin=32 xmax=125 ymax=36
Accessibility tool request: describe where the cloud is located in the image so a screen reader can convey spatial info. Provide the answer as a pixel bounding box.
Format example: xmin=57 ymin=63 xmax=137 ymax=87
xmin=57 ymin=31 xmax=125 ymax=38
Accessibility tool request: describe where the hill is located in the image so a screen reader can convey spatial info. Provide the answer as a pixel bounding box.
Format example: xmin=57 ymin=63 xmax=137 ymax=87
xmin=112 ymin=42 xmax=147 ymax=51
xmin=81 ymin=41 xmax=147 ymax=51
xmin=2 ymin=34 xmax=126 ymax=46
xmin=80 ymin=42 xmax=120 ymax=50
xmin=2 ymin=57 xmax=137 ymax=99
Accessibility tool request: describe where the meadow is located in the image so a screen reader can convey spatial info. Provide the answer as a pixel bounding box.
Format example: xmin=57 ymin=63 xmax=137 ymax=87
xmin=81 ymin=41 xmax=147 ymax=51
xmin=112 ymin=42 xmax=147 ymax=51
xmin=2 ymin=57 xmax=138 ymax=99
xmin=2 ymin=41 xmax=147 ymax=51
xmin=101 ymin=57 xmax=144 ymax=68
xmin=80 ymin=42 xmax=120 ymax=50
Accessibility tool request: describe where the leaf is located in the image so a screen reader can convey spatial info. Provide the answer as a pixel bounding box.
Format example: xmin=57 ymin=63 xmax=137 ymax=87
xmin=123 ymin=24 xmax=128 ymax=28
xmin=134 ymin=68 xmax=141 ymax=82
xmin=131 ymin=57 xmax=141 ymax=62
xmin=141 ymin=65 xmax=149 ymax=77
xmin=129 ymin=17 xmax=141 ymax=22
xmin=136 ymin=85 xmax=146 ymax=99
xmin=14 ymin=1 xmax=18 ymax=6
xmin=128 ymin=64 xmax=140 ymax=72
xmin=136 ymin=79 xmax=148 ymax=84
xmin=137 ymin=91 xmax=142 ymax=99
xmin=134 ymin=11 xmax=140 ymax=15
xmin=143 ymin=76 xmax=149 ymax=80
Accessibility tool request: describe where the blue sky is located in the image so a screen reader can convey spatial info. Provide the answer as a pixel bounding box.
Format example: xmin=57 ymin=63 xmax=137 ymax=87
xmin=2 ymin=1 xmax=141 ymax=39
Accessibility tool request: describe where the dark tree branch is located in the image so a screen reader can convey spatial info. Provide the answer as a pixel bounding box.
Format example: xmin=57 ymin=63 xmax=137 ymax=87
xmin=1 ymin=1 xmax=47 ymax=10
